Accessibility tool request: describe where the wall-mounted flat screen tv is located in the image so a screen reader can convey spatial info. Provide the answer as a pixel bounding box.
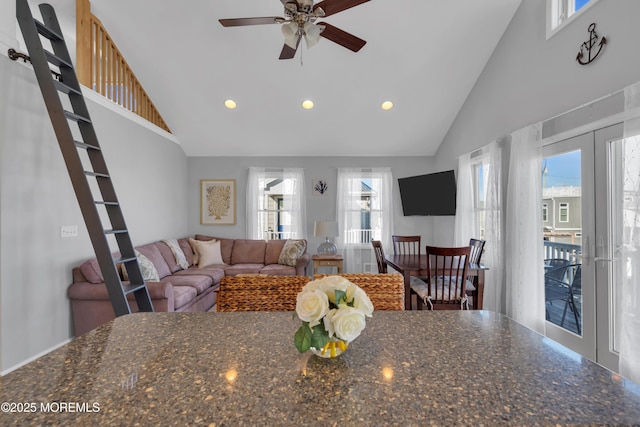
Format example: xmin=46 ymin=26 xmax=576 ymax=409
xmin=398 ymin=170 xmax=457 ymax=216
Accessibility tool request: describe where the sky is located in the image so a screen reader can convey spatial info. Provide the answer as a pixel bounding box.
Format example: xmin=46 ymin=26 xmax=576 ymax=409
xmin=543 ymin=150 xmax=581 ymax=188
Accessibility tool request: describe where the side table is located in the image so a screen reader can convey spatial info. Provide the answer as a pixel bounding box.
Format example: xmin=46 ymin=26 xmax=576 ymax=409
xmin=312 ymin=254 xmax=344 ymax=275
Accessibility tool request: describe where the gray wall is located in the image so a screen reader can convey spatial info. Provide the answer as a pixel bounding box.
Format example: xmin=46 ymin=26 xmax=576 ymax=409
xmin=187 ymin=156 xmax=448 ymax=264
xmin=0 ymin=57 xmax=188 ymax=372
xmin=430 ymin=0 xmax=640 ymax=247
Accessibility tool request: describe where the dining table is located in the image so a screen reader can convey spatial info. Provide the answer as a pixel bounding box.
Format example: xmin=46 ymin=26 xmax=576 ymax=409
xmin=386 ymin=254 xmax=488 ymax=310
xmin=2 ymin=310 xmax=639 ymax=426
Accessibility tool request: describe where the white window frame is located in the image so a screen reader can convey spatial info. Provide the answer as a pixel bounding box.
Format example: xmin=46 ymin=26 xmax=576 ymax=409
xmin=559 ymin=202 xmax=570 ymax=223
xmin=542 ymin=203 xmax=549 ymax=222
xmin=546 ymin=0 xmax=601 ymax=39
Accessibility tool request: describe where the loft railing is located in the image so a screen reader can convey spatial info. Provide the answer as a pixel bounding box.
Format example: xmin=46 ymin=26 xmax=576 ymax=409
xmin=76 ymin=0 xmax=171 ymax=133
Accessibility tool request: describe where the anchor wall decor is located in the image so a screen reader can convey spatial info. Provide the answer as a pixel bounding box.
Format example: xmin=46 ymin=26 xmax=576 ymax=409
xmin=576 ymin=23 xmax=607 ymax=65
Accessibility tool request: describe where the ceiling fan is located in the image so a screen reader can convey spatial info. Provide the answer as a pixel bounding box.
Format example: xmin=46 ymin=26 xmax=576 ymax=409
xmin=219 ymin=0 xmax=369 ymax=60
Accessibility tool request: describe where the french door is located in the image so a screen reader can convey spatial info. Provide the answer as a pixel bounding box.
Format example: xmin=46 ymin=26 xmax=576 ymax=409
xmin=542 ymin=123 xmax=623 ymax=370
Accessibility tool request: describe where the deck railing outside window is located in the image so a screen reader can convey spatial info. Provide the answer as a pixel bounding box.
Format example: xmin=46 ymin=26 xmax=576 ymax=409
xmin=76 ymin=0 xmax=170 ymax=133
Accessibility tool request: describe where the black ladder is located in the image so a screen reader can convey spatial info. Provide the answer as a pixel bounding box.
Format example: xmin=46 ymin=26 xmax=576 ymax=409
xmin=16 ymin=0 xmax=154 ymax=317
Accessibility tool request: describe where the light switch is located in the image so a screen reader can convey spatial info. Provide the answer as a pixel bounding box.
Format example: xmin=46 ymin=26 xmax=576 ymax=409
xmin=61 ymin=225 xmax=78 ymax=238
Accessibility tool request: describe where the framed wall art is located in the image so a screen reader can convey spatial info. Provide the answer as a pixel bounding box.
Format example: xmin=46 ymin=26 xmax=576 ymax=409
xmin=201 ymin=179 xmax=236 ymax=225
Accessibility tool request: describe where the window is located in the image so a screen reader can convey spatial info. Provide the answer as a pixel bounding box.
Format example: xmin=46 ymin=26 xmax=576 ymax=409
xmin=542 ymin=203 xmax=549 ymax=222
xmin=547 ymin=0 xmax=600 ymax=38
xmin=559 ymin=202 xmax=569 ymax=222
xmin=472 ymin=162 xmax=489 ymax=240
xmin=246 ymin=168 xmax=306 ymax=240
xmin=337 ymin=168 xmax=393 ymax=273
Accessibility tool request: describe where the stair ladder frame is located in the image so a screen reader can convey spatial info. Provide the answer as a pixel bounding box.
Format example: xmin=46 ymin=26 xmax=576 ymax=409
xmin=16 ymin=0 xmax=154 ymax=317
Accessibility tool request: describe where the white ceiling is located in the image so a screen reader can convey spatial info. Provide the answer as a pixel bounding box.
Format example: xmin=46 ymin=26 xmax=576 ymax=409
xmin=78 ymin=0 xmax=521 ymax=157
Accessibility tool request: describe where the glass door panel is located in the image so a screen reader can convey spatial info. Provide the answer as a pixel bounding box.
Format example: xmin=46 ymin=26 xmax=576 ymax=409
xmin=543 ymin=132 xmax=596 ymax=360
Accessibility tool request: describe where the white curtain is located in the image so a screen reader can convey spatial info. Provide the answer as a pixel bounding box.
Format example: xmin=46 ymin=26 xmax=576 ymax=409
xmin=505 ymin=123 xmax=545 ymax=333
xmin=618 ymin=81 xmax=640 ymax=383
xmin=246 ymin=167 xmax=306 ymax=240
xmin=454 ymin=141 xmax=505 ymax=313
xmin=336 ymin=168 xmax=393 ymax=273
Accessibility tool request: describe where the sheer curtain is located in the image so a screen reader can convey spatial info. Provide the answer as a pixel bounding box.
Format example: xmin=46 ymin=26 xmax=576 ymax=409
xmin=246 ymin=167 xmax=306 ymax=240
xmin=336 ymin=168 xmax=393 ymax=273
xmin=618 ymin=81 xmax=640 ymax=383
xmin=454 ymin=141 xmax=505 ymax=313
xmin=505 ymin=123 xmax=545 ymax=333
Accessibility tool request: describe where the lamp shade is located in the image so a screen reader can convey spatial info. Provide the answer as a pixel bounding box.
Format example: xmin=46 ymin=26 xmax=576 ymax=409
xmin=314 ymin=221 xmax=338 ymax=237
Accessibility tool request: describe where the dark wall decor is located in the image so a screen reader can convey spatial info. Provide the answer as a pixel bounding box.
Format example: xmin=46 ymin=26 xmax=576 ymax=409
xmin=576 ymin=23 xmax=607 ymax=65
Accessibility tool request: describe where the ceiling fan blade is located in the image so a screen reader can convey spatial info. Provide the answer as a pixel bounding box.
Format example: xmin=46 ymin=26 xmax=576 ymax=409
xmin=313 ymin=0 xmax=370 ymax=17
xmin=219 ymin=17 xmax=282 ymax=27
xmin=319 ymin=22 xmax=366 ymax=52
xmin=279 ymin=35 xmax=301 ymax=60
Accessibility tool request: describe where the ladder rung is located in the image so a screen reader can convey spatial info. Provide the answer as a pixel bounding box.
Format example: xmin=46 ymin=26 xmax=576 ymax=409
xmin=54 ymin=79 xmax=81 ymax=96
xmin=84 ymin=171 xmax=110 ymax=178
xmin=64 ymin=110 xmax=91 ymax=123
xmin=95 ymin=201 xmax=119 ymax=206
xmin=34 ymin=20 xmax=63 ymax=41
xmin=44 ymin=49 xmax=71 ymax=68
xmin=114 ymin=256 xmax=137 ymax=264
xmin=123 ymin=283 xmax=148 ymax=295
xmin=74 ymin=140 xmax=100 ymax=150
xmin=104 ymin=229 xmax=128 ymax=235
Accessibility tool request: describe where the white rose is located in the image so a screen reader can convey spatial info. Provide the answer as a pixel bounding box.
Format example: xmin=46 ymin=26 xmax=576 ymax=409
xmin=296 ymin=289 xmax=329 ymax=328
xmin=331 ymin=306 xmax=367 ymax=342
xmin=301 ymin=279 xmax=323 ymax=293
xmin=318 ymin=276 xmax=350 ymax=304
xmin=351 ymin=287 xmax=374 ymax=317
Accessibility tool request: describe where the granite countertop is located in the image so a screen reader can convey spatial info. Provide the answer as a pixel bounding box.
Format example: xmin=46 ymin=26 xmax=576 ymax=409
xmin=2 ymin=310 xmax=640 ymax=426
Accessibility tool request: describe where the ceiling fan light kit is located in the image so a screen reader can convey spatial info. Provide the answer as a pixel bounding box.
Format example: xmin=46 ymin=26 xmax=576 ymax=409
xmin=219 ymin=0 xmax=370 ymax=60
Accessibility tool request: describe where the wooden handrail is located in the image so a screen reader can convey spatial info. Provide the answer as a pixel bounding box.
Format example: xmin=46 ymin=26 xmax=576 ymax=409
xmin=76 ymin=0 xmax=171 ymax=133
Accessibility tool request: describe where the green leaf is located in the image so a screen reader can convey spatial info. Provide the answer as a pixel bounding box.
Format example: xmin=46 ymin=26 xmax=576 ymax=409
xmin=335 ymin=289 xmax=347 ymax=305
xmin=310 ymin=324 xmax=329 ymax=350
xmin=294 ymin=324 xmax=312 ymax=353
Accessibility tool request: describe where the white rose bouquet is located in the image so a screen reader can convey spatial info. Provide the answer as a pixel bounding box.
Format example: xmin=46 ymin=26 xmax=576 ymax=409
xmin=294 ymin=276 xmax=374 ymax=356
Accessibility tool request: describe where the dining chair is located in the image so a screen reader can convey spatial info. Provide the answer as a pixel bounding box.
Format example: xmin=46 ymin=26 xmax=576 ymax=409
xmin=392 ymin=235 xmax=421 ymax=256
xmin=371 ymin=240 xmax=388 ymax=273
xmin=410 ymin=246 xmax=471 ymax=310
xmin=466 ymin=238 xmax=486 ymax=309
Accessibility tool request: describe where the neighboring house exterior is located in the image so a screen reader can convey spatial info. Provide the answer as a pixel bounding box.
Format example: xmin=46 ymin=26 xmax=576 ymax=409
xmin=543 ymin=186 xmax=582 ymax=245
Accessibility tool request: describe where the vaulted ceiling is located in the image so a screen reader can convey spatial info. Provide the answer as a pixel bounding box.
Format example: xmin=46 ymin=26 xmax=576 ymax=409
xmin=69 ymin=0 xmax=522 ymax=156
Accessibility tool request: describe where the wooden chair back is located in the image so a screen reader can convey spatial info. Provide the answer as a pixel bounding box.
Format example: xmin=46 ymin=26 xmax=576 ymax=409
xmin=371 ymin=240 xmax=388 ymax=273
xmin=392 ymin=235 xmax=421 ymax=256
xmin=418 ymin=245 xmax=471 ymax=310
xmin=469 ymin=238 xmax=486 ymax=265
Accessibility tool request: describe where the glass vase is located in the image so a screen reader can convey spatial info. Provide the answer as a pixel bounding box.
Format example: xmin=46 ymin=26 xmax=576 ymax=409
xmin=310 ymin=338 xmax=349 ymax=358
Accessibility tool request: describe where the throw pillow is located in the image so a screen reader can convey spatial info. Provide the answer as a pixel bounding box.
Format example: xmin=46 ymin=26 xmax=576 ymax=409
xmin=163 ymin=238 xmax=190 ymax=270
xmin=122 ymin=250 xmax=160 ymax=282
xmin=278 ymin=239 xmax=307 ymax=267
xmin=190 ymin=238 xmax=225 ymax=268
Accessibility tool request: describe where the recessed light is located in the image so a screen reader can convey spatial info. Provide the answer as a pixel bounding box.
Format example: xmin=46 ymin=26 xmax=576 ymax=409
xmin=224 ymin=99 xmax=237 ymax=109
xmin=302 ymin=100 xmax=314 ymax=110
xmin=381 ymin=101 xmax=394 ymax=110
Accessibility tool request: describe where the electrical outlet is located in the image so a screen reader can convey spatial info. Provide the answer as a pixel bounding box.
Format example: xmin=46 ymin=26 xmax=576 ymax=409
xmin=60 ymin=225 xmax=78 ymax=238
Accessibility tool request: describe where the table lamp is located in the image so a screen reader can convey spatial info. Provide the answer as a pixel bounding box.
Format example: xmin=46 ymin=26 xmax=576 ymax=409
xmin=314 ymin=220 xmax=339 ymax=255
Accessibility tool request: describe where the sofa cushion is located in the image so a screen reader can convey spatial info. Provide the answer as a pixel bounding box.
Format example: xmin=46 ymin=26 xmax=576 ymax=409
xmin=136 ymin=243 xmax=172 ymax=279
xmin=278 ymin=239 xmax=307 ymax=267
xmin=161 ymin=274 xmax=212 ymax=295
xmin=231 ymin=239 xmax=267 ymax=264
xmin=259 ymin=264 xmax=297 ymax=276
xmin=160 ymin=239 xmax=189 ymax=272
xmin=122 ymin=250 xmax=160 ymax=282
xmin=178 ymin=238 xmax=195 ymax=266
xmin=79 ymin=258 xmax=104 ymax=284
xmin=195 ymin=235 xmax=234 ymax=264
xmin=190 ymin=238 xmax=226 ymax=268
xmin=265 ymin=240 xmax=287 ymax=265
xmin=224 ymin=263 xmax=264 ymax=276
xmin=173 ymin=267 xmax=225 ymax=285
xmin=172 ymin=285 xmax=198 ymax=310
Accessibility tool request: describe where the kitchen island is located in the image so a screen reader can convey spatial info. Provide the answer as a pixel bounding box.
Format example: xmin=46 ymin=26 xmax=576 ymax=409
xmin=2 ymin=310 xmax=639 ymax=426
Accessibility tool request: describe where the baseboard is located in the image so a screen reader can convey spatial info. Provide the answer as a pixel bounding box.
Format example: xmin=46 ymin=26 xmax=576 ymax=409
xmin=1 ymin=338 xmax=72 ymax=376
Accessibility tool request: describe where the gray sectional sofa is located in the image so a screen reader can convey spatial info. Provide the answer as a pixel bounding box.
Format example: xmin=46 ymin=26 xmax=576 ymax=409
xmin=67 ymin=235 xmax=310 ymax=336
